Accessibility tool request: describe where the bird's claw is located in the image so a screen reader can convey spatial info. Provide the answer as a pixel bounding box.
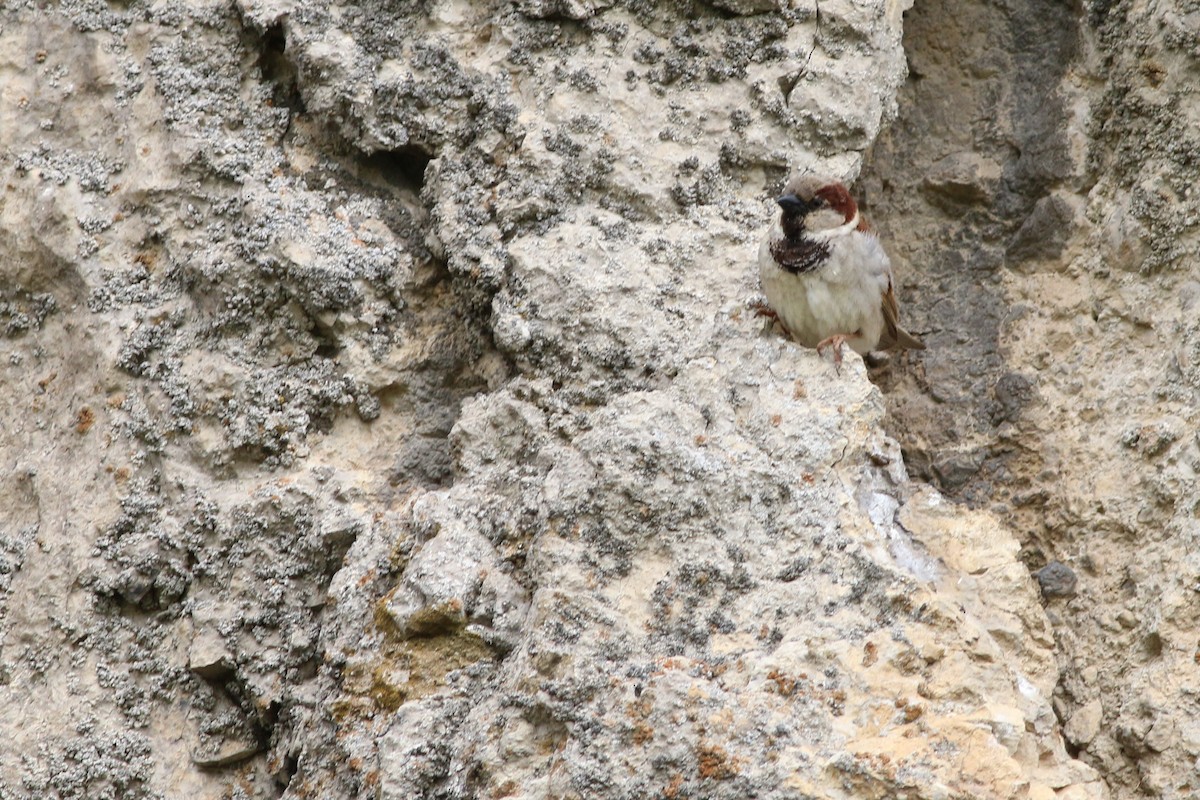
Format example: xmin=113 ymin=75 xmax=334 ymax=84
xmin=816 ymin=334 xmax=848 ymax=371
xmin=750 ymin=299 xmax=793 ymax=338
xmin=749 ymin=298 xmax=777 ymax=320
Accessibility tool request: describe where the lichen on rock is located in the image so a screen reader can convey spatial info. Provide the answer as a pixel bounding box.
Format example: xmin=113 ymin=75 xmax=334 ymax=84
xmin=0 ymin=0 xmax=1143 ymax=798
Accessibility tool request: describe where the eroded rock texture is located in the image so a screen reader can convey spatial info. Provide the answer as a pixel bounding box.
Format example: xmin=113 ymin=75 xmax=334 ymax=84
xmin=865 ymin=0 xmax=1200 ymax=797
xmin=0 ymin=0 xmax=1181 ymax=798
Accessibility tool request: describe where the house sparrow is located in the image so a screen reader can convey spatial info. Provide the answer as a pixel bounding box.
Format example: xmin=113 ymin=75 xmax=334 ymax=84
xmin=756 ymin=175 xmax=925 ymax=366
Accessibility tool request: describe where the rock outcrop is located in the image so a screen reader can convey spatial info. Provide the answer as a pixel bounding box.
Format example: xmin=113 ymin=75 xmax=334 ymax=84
xmin=0 ymin=1 xmax=1189 ymax=798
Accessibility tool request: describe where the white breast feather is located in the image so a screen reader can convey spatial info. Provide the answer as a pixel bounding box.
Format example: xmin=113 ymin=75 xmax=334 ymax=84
xmin=758 ymin=223 xmax=890 ymax=355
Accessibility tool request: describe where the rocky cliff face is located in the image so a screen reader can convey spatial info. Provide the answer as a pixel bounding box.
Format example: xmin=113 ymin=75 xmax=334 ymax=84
xmin=866 ymin=0 xmax=1200 ymax=796
xmin=0 ymin=1 xmax=1190 ymax=798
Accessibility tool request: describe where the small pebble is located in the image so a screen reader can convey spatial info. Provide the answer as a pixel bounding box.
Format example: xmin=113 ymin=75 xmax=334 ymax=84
xmin=1036 ymin=560 xmax=1078 ymax=598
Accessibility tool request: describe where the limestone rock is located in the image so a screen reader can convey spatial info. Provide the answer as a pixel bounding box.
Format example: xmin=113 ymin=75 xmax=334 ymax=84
xmin=1065 ymin=699 xmax=1103 ymax=749
xmin=2 ymin=0 xmax=1187 ymax=798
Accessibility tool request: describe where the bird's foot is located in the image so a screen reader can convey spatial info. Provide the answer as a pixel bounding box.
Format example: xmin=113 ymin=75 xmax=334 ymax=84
xmin=749 ymin=298 xmax=777 ymax=320
xmin=749 ymin=299 xmax=792 ymax=338
xmin=816 ymin=333 xmax=850 ymax=371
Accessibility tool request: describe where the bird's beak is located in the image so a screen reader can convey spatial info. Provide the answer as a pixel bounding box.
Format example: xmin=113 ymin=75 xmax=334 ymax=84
xmin=776 ymin=193 xmax=808 ymax=213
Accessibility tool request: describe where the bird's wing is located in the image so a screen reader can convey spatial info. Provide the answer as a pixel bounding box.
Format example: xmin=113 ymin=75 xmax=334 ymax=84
xmin=878 ymin=276 xmax=926 ymax=351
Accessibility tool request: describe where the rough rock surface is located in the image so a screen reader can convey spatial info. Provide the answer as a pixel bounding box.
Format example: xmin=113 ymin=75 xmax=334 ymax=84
xmin=0 ymin=1 xmax=1181 ymax=799
xmin=863 ymin=0 xmax=1200 ymax=797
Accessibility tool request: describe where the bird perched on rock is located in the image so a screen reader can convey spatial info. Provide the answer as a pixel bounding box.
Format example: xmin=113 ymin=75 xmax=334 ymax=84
xmin=756 ymin=175 xmax=925 ymax=366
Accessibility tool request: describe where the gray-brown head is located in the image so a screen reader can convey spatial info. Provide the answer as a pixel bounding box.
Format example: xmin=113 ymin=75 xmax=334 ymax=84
xmin=776 ymin=176 xmax=859 ymax=239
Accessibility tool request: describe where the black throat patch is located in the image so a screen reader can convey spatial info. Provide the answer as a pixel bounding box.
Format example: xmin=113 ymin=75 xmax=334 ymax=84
xmin=770 ymin=207 xmax=830 ymax=275
xmin=770 ymin=235 xmax=830 ymax=275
